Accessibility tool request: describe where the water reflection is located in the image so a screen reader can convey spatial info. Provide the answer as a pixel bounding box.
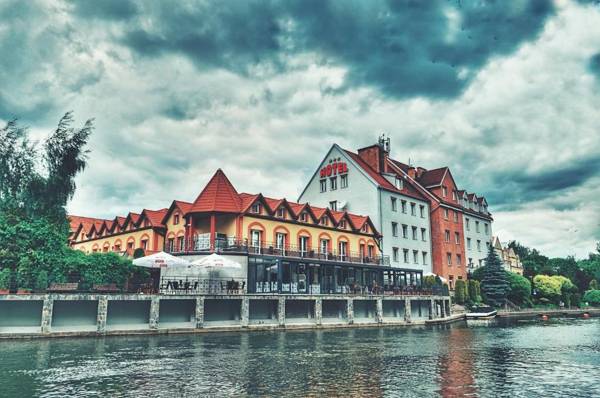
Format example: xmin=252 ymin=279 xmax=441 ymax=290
xmin=0 ymin=319 xmax=599 ymax=397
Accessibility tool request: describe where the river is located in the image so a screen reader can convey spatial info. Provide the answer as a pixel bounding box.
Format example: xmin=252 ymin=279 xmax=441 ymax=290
xmin=0 ymin=318 xmax=598 ymax=397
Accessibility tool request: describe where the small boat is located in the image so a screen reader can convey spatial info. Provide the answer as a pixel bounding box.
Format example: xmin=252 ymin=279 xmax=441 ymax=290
xmin=466 ymin=305 xmax=497 ymax=320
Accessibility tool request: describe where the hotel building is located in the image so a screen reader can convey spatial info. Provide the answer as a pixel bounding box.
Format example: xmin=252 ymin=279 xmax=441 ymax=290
xmin=299 ymin=137 xmax=493 ymax=289
xmin=70 ymin=169 xmax=425 ymax=294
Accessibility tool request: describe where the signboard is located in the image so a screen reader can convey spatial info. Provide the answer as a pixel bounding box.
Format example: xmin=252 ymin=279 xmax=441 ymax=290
xmin=320 ymin=161 xmax=348 ymax=178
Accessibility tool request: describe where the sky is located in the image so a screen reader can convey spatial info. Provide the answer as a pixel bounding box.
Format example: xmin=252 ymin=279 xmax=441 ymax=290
xmin=1 ymin=0 xmax=599 ymax=259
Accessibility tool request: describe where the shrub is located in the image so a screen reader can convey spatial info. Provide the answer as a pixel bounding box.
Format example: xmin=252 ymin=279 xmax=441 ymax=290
xmin=589 ymin=279 xmax=599 ymax=291
xmin=583 ymin=290 xmax=600 ymax=306
xmin=533 ymin=275 xmax=562 ymax=303
xmin=468 ymin=280 xmax=482 ymax=303
xmin=454 ymin=280 xmax=467 ymax=305
xmin=0 ymin=268 xmax=11 ymax=290
xmin=35 ymin=270 xmax=49 ymax=291
xmin=506 ymin=272 xmax=531 ymax=306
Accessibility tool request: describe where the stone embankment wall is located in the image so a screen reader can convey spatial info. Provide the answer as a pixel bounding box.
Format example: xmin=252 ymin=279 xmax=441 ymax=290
xmin=0 ymin=294 xmax=453 ymax=338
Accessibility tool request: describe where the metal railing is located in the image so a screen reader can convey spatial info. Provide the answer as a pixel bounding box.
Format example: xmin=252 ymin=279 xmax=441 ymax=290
xmin=165 ymin=237 xmax=390 ymax=266
xmin=160 ymin=276 xmax=246 ymax=295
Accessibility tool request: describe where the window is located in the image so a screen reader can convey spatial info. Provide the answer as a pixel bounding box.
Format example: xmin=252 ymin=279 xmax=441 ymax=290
xmin=359 ymin=243 xmax=365 ymax=258
xmin=127 ymin=242 xmax=134 ymax=250
xmin=477 ymin=240 xmax=481 ymax=252
xmin=320 ymin=179 xmax=327 ymax=192
xmin=457 ymin=254 xmax=462 ymax=266
xmin=401 ymin=200 xmax=407 ymax=213
xmin=486 ymin=241 xmax=490 ymax=249
xmin=177 ymin=236 xmax=184 ymax=251
xmin=340 ymin=174 xmax=348 ymax=188
xmin=467 ymin=238 xmax=471 ymax=249
xmin=392 ymin=222 xmax=398 ymax=237
xmin=453 ymin=211 xmax=458 ymax=223
xmin=465 ymin=218 xmax=470 ymax=231
xmin=410 ymin=203 xmax=416 ymax=216
xmin=174 ymin=214 xmax=180 ymax=225
xmin=393 ymin=247 xmax=399 ymax=262
xmin=330 ymin=176 xmax=337 ymax=190
xmin=395 ymin=177 xmax=403 ymax=190
xmin=276 ymin=232 xmax=286 ymax=250
xmin=403 ymin=249 xmax=409 ymax=263
xmin=442 ymin=186 xmax=447 ymax=197
xmin=391 ymin=197 xmax=397 ymax=211
xmin=368 ymin=245 xmax=374 ymax=258
xmin=445 ymin=230 xmax=450 ymax=243
xmin=329 ymin=201 xmax=337 ymax=211
xmin=251 ymin=203 xmax=261 ymax=214
xmin=251 ymin=230 xmax=262 ymax=247
xmin=402 ymin=224 xmax=408 ymax=238
xmin=412 ymin=226 xmax=417 ymax=240
xmin=476 ymin=221 xmax=480 ymax=233
xmin=339 ymin=220 xmax=346 ymax=229
xmin=484 ymin=223 xmax=489 ymax=235
xmin=413 ymin=250 xmax=419 ymax=264
xmin=443 ymin=208 xmax=449 ymax=219
xmin=320 ymin=217 xmax=328 ymax=226
xmin=455 ymin=232 xmax=460 ymax=244
xmin=167 ymin=238 xmax=174 ymax=252
xmin=299 ymin=236 xmax=309 ymax=255
xmin=421 ymin=228 xmax=427 ymax=241
xmin=422 ymin=251 xmax=428 ymax=265
xmin=447 ymin=252 xmax=452 ymax=265
xmin=277 ymin=207 xmax=285 ymax=218
xmin=300 ymin=212 xmax=307 ymax=222
xmin=479 ymin=259 xmax=483 ymax=267
xmin=468 ymin=258 xmax=473 ymax=267
xmin=141 ymin=239 xmax=148 ymax=250
xmin=419 ymin=205 xmax=425 ymax=218
xmin=338 ymin=241 xmax=348 ymax=260
xmin=452 ymin=190 xmax=457 ymax=201
xmin=361 ymin=223 xmax=368 ymax=233
xmin=320 ymin=239 xmax=329 ymax=254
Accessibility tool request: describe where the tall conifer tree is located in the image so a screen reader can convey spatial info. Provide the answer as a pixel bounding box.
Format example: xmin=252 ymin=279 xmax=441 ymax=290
xmin=481 ymin=244 xmax=510 ymax=307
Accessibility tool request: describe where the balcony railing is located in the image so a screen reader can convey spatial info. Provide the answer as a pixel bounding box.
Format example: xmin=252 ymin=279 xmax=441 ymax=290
xmin=165 ymin=237 xmax=390 ymax=266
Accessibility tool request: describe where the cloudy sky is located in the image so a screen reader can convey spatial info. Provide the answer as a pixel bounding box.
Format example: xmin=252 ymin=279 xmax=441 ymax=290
xmin=1 ymin=0 xmax=599 ymax=258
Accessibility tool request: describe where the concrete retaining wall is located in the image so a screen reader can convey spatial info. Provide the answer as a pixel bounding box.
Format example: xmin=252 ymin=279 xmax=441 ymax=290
xmin=0 ymin=293 xmax=453 ymax=338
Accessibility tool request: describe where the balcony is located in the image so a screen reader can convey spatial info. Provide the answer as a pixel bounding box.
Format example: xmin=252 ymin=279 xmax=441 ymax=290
xmin=165 ymin=236 xmax=390 ymax=266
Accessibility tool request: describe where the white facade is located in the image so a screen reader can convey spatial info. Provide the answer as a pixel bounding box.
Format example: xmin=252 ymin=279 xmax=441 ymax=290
xmin=298 ymin=144 xmax=432 ymax=273
xmin=463 ymin=213 xmax=493 ymax=271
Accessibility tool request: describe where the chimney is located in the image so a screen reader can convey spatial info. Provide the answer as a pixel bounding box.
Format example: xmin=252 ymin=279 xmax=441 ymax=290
xmin=357 ymin=134 xmax=390 ymax=174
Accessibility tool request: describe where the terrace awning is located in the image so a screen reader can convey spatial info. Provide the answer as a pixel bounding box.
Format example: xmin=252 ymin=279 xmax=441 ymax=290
xmin=133 ymin=251 xmax=190 ymax=268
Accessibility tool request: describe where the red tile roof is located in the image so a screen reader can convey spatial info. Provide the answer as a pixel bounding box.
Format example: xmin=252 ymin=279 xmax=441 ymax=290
xmin=173 ymin=200 xmax=193 ymax=214
xmin=142 ymin=208 xmax=168 ymax=227
xmin=417 ymin=167 xmax=447 ymax=187
xmin=189 ymin=169 xmax=242 ymax=213
xmin=343 ymin=149 xmax=397 ymax=191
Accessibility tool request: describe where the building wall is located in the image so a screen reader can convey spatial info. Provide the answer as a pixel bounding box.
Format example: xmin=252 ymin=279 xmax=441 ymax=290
xmin=463 ymin=213 xmax=493 ymax=270
xmin=379 ymin=189 xmax=432 ymax=273
xmin=430 ymin=205 xmax=467 ymax=288
xmin=241 ymin=216 xmax=378 ymax=256
xmin=71 ymin=227 xmax=164 ymax=254
xmin=298 ymin=145 xmax=380 ymax=229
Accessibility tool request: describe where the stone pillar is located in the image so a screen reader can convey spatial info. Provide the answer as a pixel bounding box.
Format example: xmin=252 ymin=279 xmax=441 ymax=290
xmin=241 ymin=297 xmax=250 ymax=327
xmin=404 ymin=298 xmax=412 ymax=323
xmin=97 ymin=295 xmax=108 ymax=333
xmin=440 ymin=300 xmax=446 ymax=318
xmin=315 ymin=298 xmax=322 ymax=326
xmin=149 ymin=296 xmax=160 ymax=329
xmin=195 ymin=297 xmax=205 ymax=328
xmin=278 ymin=297 xmax=286 ymax=327
xmin=41 ymin=296 xmax=54 ymax=334
xmin=346 ymin=298 xmax=354 ymax=325
xmin=446 ymin=299 xmax=451 ymax=317
xmin=429 ymin=298 xmax=435 ymax=319
xmin=376 ymin=298 xmax=383 ymax=324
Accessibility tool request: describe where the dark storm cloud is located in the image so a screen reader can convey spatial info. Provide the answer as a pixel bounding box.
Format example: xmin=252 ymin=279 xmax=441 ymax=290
xmin=589 ymin=52 xmax=600 ymax=78
xmin=120 ymin=0 xmax=555 ymax=98
xmin=67 ymin=0 xmax=139 ymax=20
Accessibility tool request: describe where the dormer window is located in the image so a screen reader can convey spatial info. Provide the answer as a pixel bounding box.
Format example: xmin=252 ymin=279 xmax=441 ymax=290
xmin=174 ymin=214 xmax=180 ymax=225
xmin=361 ymin=223 xmax=368 ymax=233
xmin=300 ymin=212 xmax=307 ymax=222
xmin=251 ymin=203 xmax=261 ymax=214
xmin=442 ymin=186 xmax=447 ymax=197
xmin=320 ymin=217 xmax=328 ymax=226
xmin=339 ymin=220 xmax=346 ymax=229
xmin=277 ymin=207 xmax=285 ymax=218
xmin=452 ymin=191 xmax=457 ymax=201
xmin=395 ymin=177 xmax=403 ymax=190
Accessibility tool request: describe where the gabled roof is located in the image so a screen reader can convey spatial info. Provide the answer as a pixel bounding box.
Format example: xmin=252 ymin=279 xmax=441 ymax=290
xmin=417 ymin=167 xmax=448 ymax=187
xmin=141 ymin=208 xmax=168 ymax=228
xmin=161 ymin=200 xmax=193 ymax=225
xmin=189 ymin=169 xmax=242 ymax=214
xmin=343 ymin=149 xmax=397 ymax=191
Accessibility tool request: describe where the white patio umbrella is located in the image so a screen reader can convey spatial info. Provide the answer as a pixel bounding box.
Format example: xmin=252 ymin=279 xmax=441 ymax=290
xmin=190 ymin=253 xmax=242 ymax=269
xmin=133 ymin=251 xmax=190 ymax=268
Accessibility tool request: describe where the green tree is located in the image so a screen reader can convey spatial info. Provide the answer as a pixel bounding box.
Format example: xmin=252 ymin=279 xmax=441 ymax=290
xmin=582 ymin=290 xmax=600 ymax=306
xmin=481 ymin=245 xmax=510 ymax=307
xmin=589 ymin=280 xmax=599 ymax=290
xmin=506 ymin=271 xmax=531 ymax=306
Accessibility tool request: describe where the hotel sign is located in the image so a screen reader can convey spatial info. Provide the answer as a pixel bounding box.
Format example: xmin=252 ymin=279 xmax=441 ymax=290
xmin=320 ymin=161 xmax=348 ymax=178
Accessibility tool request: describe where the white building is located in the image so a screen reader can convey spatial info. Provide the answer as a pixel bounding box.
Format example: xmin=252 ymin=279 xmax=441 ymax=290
xmin=298 ymin=142 xmax=432 ymax=274
xmin=460 ymin=191 xmax=493 ymax=271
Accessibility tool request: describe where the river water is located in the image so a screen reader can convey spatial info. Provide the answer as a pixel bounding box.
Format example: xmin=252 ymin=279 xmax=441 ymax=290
xmin=0 ymin=318 xmax=599 ymax=397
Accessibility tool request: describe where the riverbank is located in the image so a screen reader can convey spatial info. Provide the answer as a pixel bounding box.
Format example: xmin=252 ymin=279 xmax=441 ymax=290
xmin=497 ymin=307 xmax=600 ymax=319
xmin=0 ymin=293 xmax=453 ymax=339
